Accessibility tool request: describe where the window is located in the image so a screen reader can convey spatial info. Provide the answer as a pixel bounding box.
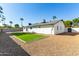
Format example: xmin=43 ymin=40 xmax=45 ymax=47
xmin=60 ymin=26 xmax=61 ymax=30
xmin=24 ymin=27 xmax=26 ymax=29
xmin=26 ymin=28 xmax=28 ymax=31
xmin=57 ymin=26 xmax=59 ymax=30
xmin=39 ymin=26 xmax=40 ymax=28
xmin=30 ymin=27 xmax=32 ymax=29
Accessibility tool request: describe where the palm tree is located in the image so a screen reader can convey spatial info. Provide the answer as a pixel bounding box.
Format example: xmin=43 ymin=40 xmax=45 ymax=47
xmin=0 ymin=6 xmax=4 ymax=32
xmin=20 ymin=18 xmax=24 ymax=27
xmin=2 ymin=17 xmax=5 ymax=25
xmin=9 ymin=21 xmax=13 ymax=27
xmin=0 ymin=6 xmax=4 ymax=26
xmin=42 ymin=19 xmax=46 ymax=23
xmin=0 ymin=6 xmax=3 ymax=10
xmin=1 ymin=19 xmax=4 ymax=25
xmin=1 ymin=15 xmax=6 ymax=26
xmin=53 ymin=16 xmax=57 ymax=20
xmin=0 ymin=6 xmax=3 ymax=14
xmin=28 ymin=23 xmax=32 ymax=25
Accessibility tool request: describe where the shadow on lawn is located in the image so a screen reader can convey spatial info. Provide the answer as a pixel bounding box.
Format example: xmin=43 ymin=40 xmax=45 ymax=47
xmin=11 ymin=32 xmax=33 ymax=36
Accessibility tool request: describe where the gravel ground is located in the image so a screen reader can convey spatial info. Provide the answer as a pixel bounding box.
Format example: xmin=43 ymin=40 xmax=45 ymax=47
xmin=10 ymin=32 xmax=79 ymax=56
xmin=0 ymin=32 xmax=30 ymax=56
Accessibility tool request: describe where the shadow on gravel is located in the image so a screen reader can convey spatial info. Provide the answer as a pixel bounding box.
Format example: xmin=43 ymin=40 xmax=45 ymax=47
xmin=57 ymin=32 xmax=79 ymax=36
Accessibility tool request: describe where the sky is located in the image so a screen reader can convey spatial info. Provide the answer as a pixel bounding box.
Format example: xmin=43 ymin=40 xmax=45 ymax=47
xmin=0 ymin=3 xmax=79 ymax=26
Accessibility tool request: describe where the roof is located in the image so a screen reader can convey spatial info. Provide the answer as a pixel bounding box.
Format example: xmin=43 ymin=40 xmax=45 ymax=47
xmin=26 ymin=20 xmax=64 ymax=28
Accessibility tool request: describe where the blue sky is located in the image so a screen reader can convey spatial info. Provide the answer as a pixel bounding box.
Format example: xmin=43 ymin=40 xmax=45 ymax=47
xmin=0 ymin=3 xmax=79 ymax=26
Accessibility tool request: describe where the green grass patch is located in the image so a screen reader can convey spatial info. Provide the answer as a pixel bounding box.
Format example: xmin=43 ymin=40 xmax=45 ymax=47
xmin=12 ymin=32 xmax=46 ymax=43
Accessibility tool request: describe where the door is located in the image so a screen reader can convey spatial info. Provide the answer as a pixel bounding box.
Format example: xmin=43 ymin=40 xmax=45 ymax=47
xmin=68 ymin=28 xmax=72 ymax=32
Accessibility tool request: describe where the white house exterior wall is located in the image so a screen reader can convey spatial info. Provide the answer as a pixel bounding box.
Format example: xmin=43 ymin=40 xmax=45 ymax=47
xmin=23 ymin=27 xmax=27 ymax=32
xmin=53 ymin=21 xmax=65 ymax=34
xmin=23 ymin=21 xmax=65 ymax=35
xmin=71 ymin=28 xmax=79 ymax=32
xmin=27 ymin=27 xmax=54 ymax=34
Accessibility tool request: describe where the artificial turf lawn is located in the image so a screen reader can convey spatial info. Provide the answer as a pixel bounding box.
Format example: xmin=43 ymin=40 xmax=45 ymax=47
xmin=12 ymin=33 xmax=46 ymax=43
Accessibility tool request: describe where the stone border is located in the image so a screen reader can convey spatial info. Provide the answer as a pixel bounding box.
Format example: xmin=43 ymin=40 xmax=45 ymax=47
xmin=10 ymin=35 xmax=26 ymax=45
xmin=12 ymin=35 xmax=26 ymax=43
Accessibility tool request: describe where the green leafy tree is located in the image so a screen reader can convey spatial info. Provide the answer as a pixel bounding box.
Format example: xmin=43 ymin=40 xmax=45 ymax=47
xmin=73 ymin=18 xmax=79 ymax=26
xmin=64 ymin=20 xmax=72 ymax=27
xmin=15 ymin=24 xmax=19 ymax=28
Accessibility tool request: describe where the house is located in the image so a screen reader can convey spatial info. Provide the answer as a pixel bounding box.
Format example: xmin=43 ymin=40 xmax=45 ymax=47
xmin=23 ymin=20 xmax=65 ymax=35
